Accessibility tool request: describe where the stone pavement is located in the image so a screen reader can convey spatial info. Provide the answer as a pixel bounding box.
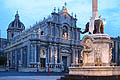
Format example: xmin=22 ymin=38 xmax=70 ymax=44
xmin=0 ymin=72 xmax=66 ymax=80
xmin=0 ymin=76 xmax=61 ymax=80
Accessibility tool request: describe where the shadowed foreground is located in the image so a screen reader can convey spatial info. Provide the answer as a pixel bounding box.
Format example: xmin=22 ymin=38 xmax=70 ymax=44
xmin=58 ymin=74 xmax=120 ymax=80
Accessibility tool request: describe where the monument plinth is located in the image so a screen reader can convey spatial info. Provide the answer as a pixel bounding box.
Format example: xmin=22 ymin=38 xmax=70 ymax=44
xmin=60 ymin=34 xmax=120 ymax=80
xmin=69 ymin=34 xmax=120 ymax=76
xmin=81 ymin=34 xmax=113 ymax=66
xmin=69 ymin=66 xmax=120 ymax=76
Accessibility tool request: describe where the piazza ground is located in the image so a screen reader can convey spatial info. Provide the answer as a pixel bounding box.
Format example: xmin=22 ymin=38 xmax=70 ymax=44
xmin=0 ymin=71 xmax=66 ymax=80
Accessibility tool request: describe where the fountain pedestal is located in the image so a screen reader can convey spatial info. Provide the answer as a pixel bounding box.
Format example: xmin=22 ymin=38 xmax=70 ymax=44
xmin=69 ymin=34 xmax=120 ymax=76
xmin=59 ymin=34 xmax=120 ymax=80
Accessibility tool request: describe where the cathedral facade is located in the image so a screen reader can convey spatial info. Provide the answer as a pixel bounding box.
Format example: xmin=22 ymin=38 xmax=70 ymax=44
xmin=5 ymin=6 xmax=82 ymax=72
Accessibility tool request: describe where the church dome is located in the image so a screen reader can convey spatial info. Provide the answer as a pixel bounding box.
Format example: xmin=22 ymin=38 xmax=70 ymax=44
xmin=8 ymin=11 xmax=25 ymax=30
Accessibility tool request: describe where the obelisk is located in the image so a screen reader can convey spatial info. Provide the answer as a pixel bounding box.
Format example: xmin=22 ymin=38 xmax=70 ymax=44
xmin=89 ymin=0 xmax=98 ymax=34
xmin=92 ymin=0 xmax=98 ymax=19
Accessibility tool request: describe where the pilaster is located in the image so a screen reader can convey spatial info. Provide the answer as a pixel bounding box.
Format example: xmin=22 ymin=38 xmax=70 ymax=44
xmin=72 ymin=48 xmax=76 ymax=64
xmin=55 ymin=47 xmax=57 ymax=64
xmin=75 ymin=49 xmax=79 ymax=64
xmin=27 ymin=44 xmax=30 ymax=67
xmin=34 ymin=44 xmax=37 ymax=62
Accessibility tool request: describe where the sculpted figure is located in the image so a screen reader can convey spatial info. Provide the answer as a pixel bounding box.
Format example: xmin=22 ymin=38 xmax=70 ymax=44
xmin=81 ymin=39 xmax=93 ymax=63
xmin=80 ymin=19 xmax=104 ymax=34
xmin=95 ymin=48 xmax=102 ymax=65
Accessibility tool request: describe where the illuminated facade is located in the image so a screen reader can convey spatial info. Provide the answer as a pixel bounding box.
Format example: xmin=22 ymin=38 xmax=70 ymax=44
xmin=6 ymin=6 xmax=82 ymax=72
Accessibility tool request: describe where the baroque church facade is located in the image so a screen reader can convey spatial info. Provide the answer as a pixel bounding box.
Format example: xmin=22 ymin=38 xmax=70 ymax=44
xmin=5 ymin=5 xmax=82 ymax=72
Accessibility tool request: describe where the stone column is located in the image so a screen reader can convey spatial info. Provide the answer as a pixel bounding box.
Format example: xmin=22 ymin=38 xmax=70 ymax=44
xmin=31 ymin=44 xmax=35 ymax=62
xmin=34 ymin=44 xmax=37 ymax=62
xmin=48 ymin=22 xmax=52 ymax=37
xmin=71 ymin=28 xmax=73 ymax=40
xmin=46 ymin=47 xmax=48 ymax=64
xmin=72 ymin=48 xmax=76 ymax=64
xmin=70 ymin=28 xmax=72 ymax=40
xmin=50 ymin=23 xmax=53 ymax=37
xmin=115 ymin=41 xmax=118 ymax=65
xmin=38 ymin=45 xmax=40 ymax=62
xmin=29 ymin=45 xmax=32 ymax=62
xmin=31 ymin=45 xmax=34 ymax=62
xmin=49 ymin=45 xmax=53 ymax=63
xmin=6 ymin=53 xmax=9 ymax=68
xmin=52 ymin=47 xmax=55 ymax=63
xmin=75 ymin=28 xmax=77 ymax=41
xmin=6 ymin=52 xmax=8 ymax=60
xmin=54 ymin=24 xmax=56 ymax=37
xmin=20 ymin=48 xmax=23 ymax=65
xmin=55 ymin=47 xmax=57 ymax=64
xmin=60 ymin=27 xmax=62 ymax=38
xmin=15 ymin=50 xmax=17 ymax=68
xmin=58 ymin=46 xmax=61 ymax=63
xmin=18 ymin=48 xmax=22 ymax=67
xmin=78 ymin=30 xmax=80 ymax=40
xmin=27 ymin=44 xmax=30 ymax=67
xmin=10 ymin=52 xmax=12 ymax=68
xmin=73 ymin=28 xmax=75 ymax=41
xmin=58 ymin=25 xmax=61 ymax=39
xmin=75 ymin=49 xmax=79 ymax=64
xmin=77 ymin=30 xmax=79 ymax=41
xmin=11 ymin=51 xmax=14 ymax=68
xmin=48 ymin=47 xmax=50 ymax=63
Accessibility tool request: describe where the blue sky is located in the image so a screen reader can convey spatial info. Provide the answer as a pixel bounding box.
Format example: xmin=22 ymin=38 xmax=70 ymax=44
xmin=0 ymin=0 xmax=120 ymax=39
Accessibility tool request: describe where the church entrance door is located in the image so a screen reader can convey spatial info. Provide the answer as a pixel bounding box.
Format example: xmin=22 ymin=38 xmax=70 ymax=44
xmin=40 ymin=58 xmax=46 ymax=68
xmin=62 ymin=56 xmax=67 ymax=71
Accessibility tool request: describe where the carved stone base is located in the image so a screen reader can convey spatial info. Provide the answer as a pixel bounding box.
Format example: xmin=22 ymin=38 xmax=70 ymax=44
xmin=69 ymin=66 xmax=120 ymax=76
xmin=81 ymin=34 xmax=113 ymax=66
xmin=59 ymin=75 xmax=120 ymax=80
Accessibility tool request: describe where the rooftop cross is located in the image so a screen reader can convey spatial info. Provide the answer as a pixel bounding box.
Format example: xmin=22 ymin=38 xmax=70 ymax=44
xmin=15 ymin=10 xmax=19 ymax=20
xmin=16 ymin=10 xmax=18 ymax=14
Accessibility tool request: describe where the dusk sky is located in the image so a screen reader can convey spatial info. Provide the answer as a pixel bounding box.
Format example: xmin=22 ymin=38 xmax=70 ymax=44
xmin=0 ymin=0 xmax=120 ymax=39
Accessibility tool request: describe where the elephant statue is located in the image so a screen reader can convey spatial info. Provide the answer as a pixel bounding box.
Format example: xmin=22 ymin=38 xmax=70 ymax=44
xmin=80 ymin=19 xmax=104 ymax=34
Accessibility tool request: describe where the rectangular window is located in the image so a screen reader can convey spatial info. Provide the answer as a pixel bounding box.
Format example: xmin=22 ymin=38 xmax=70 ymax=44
xmin=112 ymin=41 xmax=116 ymax=62
xmin=118 ymin=42 xmax=120 ymax=65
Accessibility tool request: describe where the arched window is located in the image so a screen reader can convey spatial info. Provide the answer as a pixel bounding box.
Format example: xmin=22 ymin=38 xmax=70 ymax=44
xmin=41 ymin=31 xmax=44 ymax=35
xmin=41 ymin=50 xmax=45 ymax=55
xmin=62 ymin=26 xmax=69 ymax=40
xmin=11 ymin=33 xmax=14 ymax=38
